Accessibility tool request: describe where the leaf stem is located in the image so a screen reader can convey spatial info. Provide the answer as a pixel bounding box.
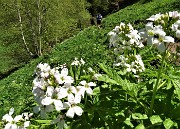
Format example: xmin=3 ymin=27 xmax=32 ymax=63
xmin=149 ymin=50 xmax=167 ymax=116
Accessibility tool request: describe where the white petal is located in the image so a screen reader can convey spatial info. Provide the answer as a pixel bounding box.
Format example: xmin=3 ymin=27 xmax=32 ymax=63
xmin=2 ymin=114 xmax=13 ymax=122
xmin=54 ymin=100 xmax=63 ymax=111
xmin=9 ymin=108 xmax=14 ymax=116
xmin=163 ymin=36 xmax=174 ymax=43
xmin=4 ymin=123 xmax=12 ymax=129
xmin=24 ymin=121 xmax=30 ymax=127
xmin=73 ymin=106 xmax=83 ymax=116
xmin=79 ymin=87 xmax=85 ymax=98
xmin=68 ymin=94 xmax=75 ymax=103
xmin=14 ymin=115 xmax=23 ymax=122
xmin=176 ymin=30 xmax=180 ymax=39
xmin=74 ymin=95 xmax=81 ymax=104
xmin=88 ymin=82 xmax=96 ymax=87
xmin=85 ymin=87 xmax=93 ymax=95
xmin=57 ymin=87 xmax=68 ymax=99
xmin=46 ymin=86 xmax=54 ymax=97
xmin=80 ymin=80 xmax=86 ymax=86
xmin=66 ymin=107 xmax=75 ymax=118
xmin=70 ymin=86 xmax=77 ymax=94
xmin=61 ymin=68 xmax=68 ymax=76
xmin=10 ymin=124 xmax=18 ymax=129
xmin=41 ymin=97 xmax=53 ymax=105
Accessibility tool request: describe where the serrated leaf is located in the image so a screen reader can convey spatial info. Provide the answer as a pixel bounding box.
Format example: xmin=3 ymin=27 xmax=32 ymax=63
xmin=97 ymin=74 xmax=119 ymax=85
xmin=172 ymin=80 xmax=180 ymax=101
xmin=132 ymin=113 xmax=148 ymax=120
xmin=163 ymin=118 xmax=174 ymax=129
xmin=150 ymin=115 xmax=163 ymax=124
xmin=135 ymin=124 xmax=145 ymax=129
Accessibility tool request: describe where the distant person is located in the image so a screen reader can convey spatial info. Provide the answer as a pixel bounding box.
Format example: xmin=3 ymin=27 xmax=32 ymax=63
xmin=96 ymin=14 xmax=103 ymax=28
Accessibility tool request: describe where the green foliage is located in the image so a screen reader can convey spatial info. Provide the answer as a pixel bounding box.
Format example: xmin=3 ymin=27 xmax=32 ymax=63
xmin=0 ymin=0 xmax=91 ymax=75
xmin=0 ymin=0 xmax=180 ymax=129
xmin=103 ymin=0 xmax=180 ymax=30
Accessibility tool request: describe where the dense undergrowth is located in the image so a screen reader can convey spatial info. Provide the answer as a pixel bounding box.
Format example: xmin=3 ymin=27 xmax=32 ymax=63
xmin=0 ymin=0 xmax=180 ymax=128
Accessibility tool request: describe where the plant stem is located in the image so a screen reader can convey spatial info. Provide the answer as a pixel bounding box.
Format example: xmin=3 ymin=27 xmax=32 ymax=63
xmin=149 ymin=50 xmax=167 ymax=116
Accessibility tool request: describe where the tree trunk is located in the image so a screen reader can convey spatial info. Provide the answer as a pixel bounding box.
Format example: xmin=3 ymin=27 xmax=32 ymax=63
xmin=16 ymin=1 xmax=34 ymax=57
xmin=37 ymin=0 xmax=42 ymax=56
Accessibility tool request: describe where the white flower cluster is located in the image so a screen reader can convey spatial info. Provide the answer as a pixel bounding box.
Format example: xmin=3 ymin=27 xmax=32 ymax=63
xmin=140 ymin=11 xmax=180 ymax=52
xmin=32 ymin=62 xmax=96 ymax=119
xmin=114 ymin=54 xmax=145 ymax=74
xmin=108 ymin=22 xmax=144 ymax=54
xmin=2 ymin=108 xmax=32 ymax=129
xmin=71 ymin=57 xmax=85 ymax=66
xmin=141 ymin=23 xmax=175 ymax=52
xmin=108 ymin=22 xmax=145 ymax=74
xmin=171 ymin=20 xmax=180 ymax=39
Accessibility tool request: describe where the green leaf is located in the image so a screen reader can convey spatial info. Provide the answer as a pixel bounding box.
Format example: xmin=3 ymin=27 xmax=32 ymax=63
xmin=132 ymin=113 xmax=148 ymax=120
xmin=172 ymin=80 xmax=180 ymax=101
xmin=150 ymin=115 xmax=163 ymax=124
xmin=135 ymin=124 xmax=145 ymax=129
xmin=92 ymin=87 xmax=100 ymax=95
xmin=97 ymin=74 xmax=119 ymax=85
xmin=124 ymin=118 xmax=134 ymax=128
xmin=163 ymin=118 xmax=174 ymax=129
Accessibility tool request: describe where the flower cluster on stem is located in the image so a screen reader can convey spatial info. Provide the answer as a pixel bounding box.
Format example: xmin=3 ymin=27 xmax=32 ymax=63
xmin=32 ymin=59 xmax=96 ymax=127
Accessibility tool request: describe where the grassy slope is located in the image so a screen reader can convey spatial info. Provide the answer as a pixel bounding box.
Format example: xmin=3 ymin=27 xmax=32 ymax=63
xmin=0 ymin=0 xmax=179 ymax=117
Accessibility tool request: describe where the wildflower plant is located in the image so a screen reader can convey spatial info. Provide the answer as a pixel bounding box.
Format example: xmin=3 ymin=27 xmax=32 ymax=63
xmin=32 ymin=58 xmax=97 ymax=128
xmin=108 ymin=22 xmax=145 ymax=76
xmin=1 ymin=108 xmax=32 ymax=129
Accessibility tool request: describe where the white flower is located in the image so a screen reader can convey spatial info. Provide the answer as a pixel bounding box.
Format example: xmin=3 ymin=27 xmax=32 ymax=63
xmin=4 ymin=123 xmax=18 ymax=129
xmin=66 ymin=104 xmax=83 ymax=118
xmin=171 ymin=20 xmax=180 ymax=31
xmin=57 ymin=85 xmax=77 ymax=102
xmin=169 ymin=11 xmax=180 ymax=18
xmin=22 ymin=113 xmax=33 ymax=121
xmin=36 ymin=63 xmax=51 ymax=78
xmin=163 ymin=36 xmax=174 ymax=43
xmin=55 ymin=68 xmax=74 ymax=84
xmin=146 ymin=13 xmax=162 ymax=21
xmin=80 ymin=58 xmax=85 ymax=65
xmin=108 ymin=31 xmax=119 ymax=48
xmin=33 ymin=77 xmax=47 ymax=90
xmin=71 ymin=57 xmax=80 ymax=66
xmin=79 ymin=81 xmax=96 ymax=97
xmin=2 ymin=108 xmax=31 ymax=129
xmin=176 ymin=30 xmax=180 ymax=38
xmin=24 ymin=121 xmax=31 ymax=128
xmin=41 ymin=86 xmax=64 ymax=111
xmin=145 ymin=22 xmax=153 ymax=31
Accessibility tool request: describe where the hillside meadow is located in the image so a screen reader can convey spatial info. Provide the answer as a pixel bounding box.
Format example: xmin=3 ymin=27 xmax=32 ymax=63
xmin=0 ymin=0 xmax=180 ymax=128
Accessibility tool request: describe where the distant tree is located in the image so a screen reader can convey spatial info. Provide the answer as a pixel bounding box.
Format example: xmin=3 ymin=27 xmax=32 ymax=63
xmin=0 ymin=0 xmax=90 ymax=58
